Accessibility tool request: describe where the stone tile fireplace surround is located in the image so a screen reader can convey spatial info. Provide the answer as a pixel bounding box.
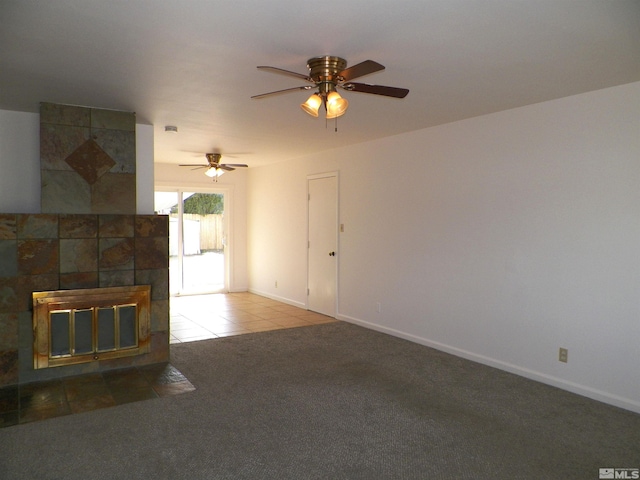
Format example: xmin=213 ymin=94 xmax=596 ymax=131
xmin=0 ymin=103 xmax=169 ymax=388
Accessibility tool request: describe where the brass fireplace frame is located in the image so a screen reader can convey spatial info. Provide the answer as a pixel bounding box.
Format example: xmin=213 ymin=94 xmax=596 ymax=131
xmin=33 ymin=285 xmax=151 ymax=369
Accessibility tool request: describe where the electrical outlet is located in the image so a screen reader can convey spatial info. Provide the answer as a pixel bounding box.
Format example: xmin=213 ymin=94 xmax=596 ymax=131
xmin=376 ymin=302 xmax=381 ymax=313
xmin=559 ymin=347 xmax=568 ymax=363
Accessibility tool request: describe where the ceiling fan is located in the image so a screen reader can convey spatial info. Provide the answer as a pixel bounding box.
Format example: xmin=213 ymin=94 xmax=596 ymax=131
xmin=179 ymin=153 xmax=248 ymax=181
xmin=251 ymin=56 xmax=409 ymax=119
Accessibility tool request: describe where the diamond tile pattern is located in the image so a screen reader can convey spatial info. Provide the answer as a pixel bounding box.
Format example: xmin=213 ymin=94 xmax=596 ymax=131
xmin=40 ymin=102 xmax=136 ymax=215
xmin=64 ymin=139 xmax=115 ymax=185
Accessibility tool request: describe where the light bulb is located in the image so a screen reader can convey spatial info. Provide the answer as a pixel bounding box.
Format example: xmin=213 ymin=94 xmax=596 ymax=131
xmin=205 ymin=167 xmax=223 ymax=177
xmin=326 ymin=91 xmax=348 ymax=119
xmin=301 ymin=94 xmax=322 ymax=117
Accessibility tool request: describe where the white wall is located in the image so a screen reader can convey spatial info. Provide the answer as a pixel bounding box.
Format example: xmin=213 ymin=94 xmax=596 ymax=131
xmin=247 ymin=81 xmax=640 ymax=413
xmin=0 ymin=110 xmax=41 ymax=213
xmin=155 ymin=163 xmax=249 ymax=292
xmin=136 ymin=123 xmax=155 ymax=214
xmin=0 ymin=109 xmax=156 ymax=214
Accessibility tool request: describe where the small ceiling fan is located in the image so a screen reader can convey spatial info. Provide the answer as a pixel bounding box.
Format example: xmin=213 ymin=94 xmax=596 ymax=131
xmin=179 ymin=153 xmax=247 ymax=181
xmin=251 ymin=56 xmax=409 ymax=119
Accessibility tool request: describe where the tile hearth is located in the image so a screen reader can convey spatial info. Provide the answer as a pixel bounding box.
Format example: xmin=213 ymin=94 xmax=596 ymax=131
xmin=0 ymin=292 xmax=337 ymax=429
xmin=0 ymin=363 xmax=194 ymax=428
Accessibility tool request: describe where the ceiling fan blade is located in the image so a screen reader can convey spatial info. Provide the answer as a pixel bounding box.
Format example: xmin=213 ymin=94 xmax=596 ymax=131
xmin=219 ymin=165 xmax=235 ymax=172
xmin=341 ymin=82 xmax=409 ymax=98
xmin=251 ymin=85 xmax=313 ymax=99
xmin=221 ymin=164 xmax=248 ymax=168
xmin=338 ymin=60 xmax=385 ymax=82
xmin=257 ymin=66 xmax=313 ymax=83
xmin=179 ymin=164 xmax=207 ymax=168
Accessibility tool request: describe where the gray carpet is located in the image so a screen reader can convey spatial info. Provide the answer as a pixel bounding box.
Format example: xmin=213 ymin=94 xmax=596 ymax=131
xmin=1 ymin=322 xmax=639 ymax=479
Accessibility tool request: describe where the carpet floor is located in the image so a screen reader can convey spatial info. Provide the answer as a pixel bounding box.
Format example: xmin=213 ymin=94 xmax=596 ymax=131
xmin=1 ymin=322 xmax=638 ymax=479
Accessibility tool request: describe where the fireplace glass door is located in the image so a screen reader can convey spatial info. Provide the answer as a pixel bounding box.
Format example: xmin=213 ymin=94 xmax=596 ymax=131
xmin=33 ymin=286 xmax=151 ymax=369
xmin=48 ymin=305 xmax=137 ymax=357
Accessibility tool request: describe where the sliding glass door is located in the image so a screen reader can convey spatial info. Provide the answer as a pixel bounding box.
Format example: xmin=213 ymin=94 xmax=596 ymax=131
xmin=154 ymin=190 xmax=227 ymax=295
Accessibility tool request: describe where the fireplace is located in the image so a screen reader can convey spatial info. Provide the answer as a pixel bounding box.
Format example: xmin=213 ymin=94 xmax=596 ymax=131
xmin=0 ymin=102 xmax=169 ymax=389
xmin=33 ymin=286 xmax=151 ymax=369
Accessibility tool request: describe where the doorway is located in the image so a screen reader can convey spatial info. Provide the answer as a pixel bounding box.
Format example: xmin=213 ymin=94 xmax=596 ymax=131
xmin=154 ymin=190 xmax=228 ymax=295
xmin=307 ymin=173 xmax=338 ymax=317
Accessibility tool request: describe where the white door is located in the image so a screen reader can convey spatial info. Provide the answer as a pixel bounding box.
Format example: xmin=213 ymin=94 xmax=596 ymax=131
xmin=307 ymin=174 xmax=338 ymax=316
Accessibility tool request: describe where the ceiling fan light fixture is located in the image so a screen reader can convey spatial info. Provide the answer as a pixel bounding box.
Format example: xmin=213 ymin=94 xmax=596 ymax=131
xmin=254 ymin=56 xmax=408 ymax=124
xmin=325 ymin=91 xmax=348 ymax=119
xmin=301 ymin=93 xmax=322 ymax=117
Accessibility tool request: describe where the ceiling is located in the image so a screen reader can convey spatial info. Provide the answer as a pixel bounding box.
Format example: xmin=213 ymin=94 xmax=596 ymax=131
xmin=1 ymin=1 xmax=639 ymax=170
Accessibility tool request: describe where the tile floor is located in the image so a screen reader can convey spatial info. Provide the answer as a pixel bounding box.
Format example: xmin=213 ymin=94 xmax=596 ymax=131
xmin=0 ymin=363 xmax=195 ymax=428
xmin=170 ymin=291 xmax=337 ymax=343
xmin=0 ymin=292 xmax=336 ymax=429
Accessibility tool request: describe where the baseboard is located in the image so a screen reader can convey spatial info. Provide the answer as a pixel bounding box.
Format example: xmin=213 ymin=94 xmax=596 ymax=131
xmin=337 ymin=312 xmax=640 ymax=415
xmin=248 ymin=288 xmax=307 ymax=309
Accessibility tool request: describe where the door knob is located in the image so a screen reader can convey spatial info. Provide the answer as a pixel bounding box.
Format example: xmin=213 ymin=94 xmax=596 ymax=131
xmin=329 ymin=251 xmax=336 ymax=256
